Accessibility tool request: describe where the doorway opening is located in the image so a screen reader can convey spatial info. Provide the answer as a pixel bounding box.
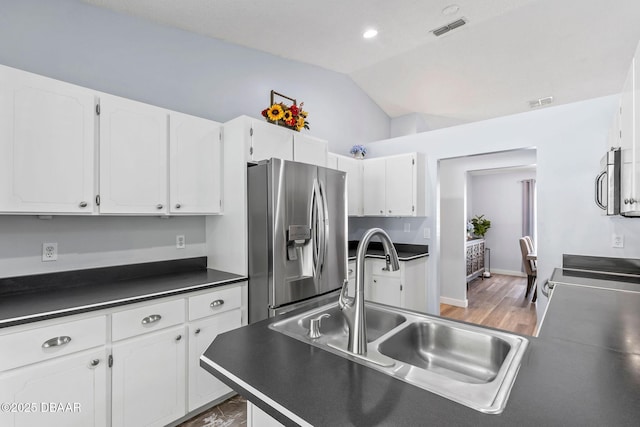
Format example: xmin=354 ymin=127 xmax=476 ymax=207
xmin=437 ymin=149 xmax=538 ymax=335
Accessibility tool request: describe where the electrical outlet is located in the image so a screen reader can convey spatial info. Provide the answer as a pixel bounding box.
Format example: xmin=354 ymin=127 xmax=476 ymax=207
xmin=404 ymin=223 xmax=410 ymax=232
xmin=423 ymin=228 xmax=431 ymax=239
xmin=176 ymin=235 xmax=186 ymax=249
xmin=612 ymin=234 xmax=624 ymax=248
xmin=42 ymin=243 xmax=58 ymax=262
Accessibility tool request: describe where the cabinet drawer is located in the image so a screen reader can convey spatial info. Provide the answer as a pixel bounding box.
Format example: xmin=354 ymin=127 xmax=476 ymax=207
xmin=188 ymin=286 xmax=242 ymax=321
xmin=112 ymin=299 xmax=185 ymax=341
xmin=0 ymin=315 xmax=106 ymax=372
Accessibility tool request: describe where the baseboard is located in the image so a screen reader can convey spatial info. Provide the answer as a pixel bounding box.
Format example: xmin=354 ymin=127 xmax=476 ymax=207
xmin=489 ymin=269 xmax=526 ymax=277
xmin=440 ymin=296 xmax=468 ymax=307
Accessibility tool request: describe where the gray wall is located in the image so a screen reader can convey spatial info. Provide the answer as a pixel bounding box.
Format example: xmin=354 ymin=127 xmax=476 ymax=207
xmin=0 ymin=0 xmax=391 ymax=278
xmin=0 ymin=0 xmax=390 ymax=153
xmin=470 ymin=169 xmax=537 ymax=275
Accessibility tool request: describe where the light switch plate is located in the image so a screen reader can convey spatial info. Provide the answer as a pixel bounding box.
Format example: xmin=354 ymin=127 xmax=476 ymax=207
xmin=423 ymin=228 xmax=431 ymax=239
xmin=42 ymin=243 xmax=58 ymax=262
xmin=176 ymin=235 xmax=186 ymax=249
xmin=404 ymin=223 xmax=410 ymax=232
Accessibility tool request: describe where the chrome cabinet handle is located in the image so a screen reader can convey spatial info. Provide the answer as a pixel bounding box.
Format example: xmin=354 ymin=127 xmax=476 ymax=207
xmin=156 ymin=204 xmax=164 ymax=210
xmin=195 ymin=328 xmax=201 ymax=335
xmin=79 ymin=201 xmax=88 ymax=208
xmin=210 ymin=299 xmax=225 ymax=308
xmin=594 ymin=171 xmax=606 ymax=210
xmin=175 ymin=203 xmax=181 ymax=209
xmin=89 ymin=359 xmax=100 ymax=367
xmin=175 ymin=335 xmax=182 ymax=342
xmin=379 ymin=210 xmax=383 ymax=214
xmin=389 ymin=210 xmax=392 ymax=213
xmin=42 ymin=336 xmax=71 ymax=348
xmin=141 ymin=314 xmax=162 ymax=325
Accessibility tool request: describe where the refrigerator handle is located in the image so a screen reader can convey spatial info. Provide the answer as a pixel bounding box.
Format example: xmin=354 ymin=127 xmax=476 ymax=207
xmin=311 ymin=180 xmax=321 ymax=274
xmin=318 ymin=179 xmax=330 ymax=273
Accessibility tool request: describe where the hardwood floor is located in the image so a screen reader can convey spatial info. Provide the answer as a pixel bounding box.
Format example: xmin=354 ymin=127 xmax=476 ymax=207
xmin=440 ymin=273 xmax=538 ymax=336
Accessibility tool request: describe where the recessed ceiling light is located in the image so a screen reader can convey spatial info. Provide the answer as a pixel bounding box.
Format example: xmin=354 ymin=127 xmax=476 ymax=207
xmin=442 ymin=4 xmax=460 ymax=16
xmin=363 ymin=29 xmax=378 ymax=39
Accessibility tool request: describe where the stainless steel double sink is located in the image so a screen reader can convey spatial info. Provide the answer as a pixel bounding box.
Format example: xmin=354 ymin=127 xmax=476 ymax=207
xmin=269 ymin=301 xmax=528 ymax=414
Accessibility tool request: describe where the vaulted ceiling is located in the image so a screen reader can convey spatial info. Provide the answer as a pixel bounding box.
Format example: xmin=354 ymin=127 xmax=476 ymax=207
xmin=83 ymin=0 xmax=640 ymax=129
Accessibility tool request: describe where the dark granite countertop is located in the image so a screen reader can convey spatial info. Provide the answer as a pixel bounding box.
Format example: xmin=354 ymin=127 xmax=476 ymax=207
xmin=0 ymin=257 xmax=246 ymax=328
xmin=201 ymin=269 xmax=640 ymax=426
xmin=347 ymin=241 xmax=428 ymax=261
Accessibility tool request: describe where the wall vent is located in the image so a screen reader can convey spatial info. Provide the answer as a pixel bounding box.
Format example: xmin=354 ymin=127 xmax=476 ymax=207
xmin=432 ymin=18 xmax=467 ymax=37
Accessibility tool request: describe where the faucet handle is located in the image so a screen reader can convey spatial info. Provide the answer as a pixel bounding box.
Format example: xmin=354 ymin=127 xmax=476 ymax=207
xmin=308 ymin=313 xmax=330 ymax=339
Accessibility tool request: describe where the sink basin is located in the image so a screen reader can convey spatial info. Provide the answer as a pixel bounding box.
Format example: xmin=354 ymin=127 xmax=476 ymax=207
xmin=273 ymin=303 xmax=406 ymax=344
xmin=270 ymin=301 xmax=528 ymax=414
xmin=378 ymin=321 xmax=511 ymax=384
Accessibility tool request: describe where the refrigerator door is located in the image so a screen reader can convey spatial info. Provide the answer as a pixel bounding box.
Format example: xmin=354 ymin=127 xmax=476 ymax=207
xmin=270 ymin=159 xmax=320 ymax=308
xmin=317 ymin=166 xmax=347 ymax=294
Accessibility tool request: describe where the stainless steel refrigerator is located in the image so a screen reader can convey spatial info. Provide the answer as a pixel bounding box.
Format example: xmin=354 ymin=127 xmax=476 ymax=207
xmin=247 ymin=158 xmax=347 ymax=323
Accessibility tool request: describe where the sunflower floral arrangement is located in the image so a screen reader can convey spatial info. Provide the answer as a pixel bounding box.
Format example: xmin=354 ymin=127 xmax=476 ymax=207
xmin=261 ymin=101 xmax=309 ymax=132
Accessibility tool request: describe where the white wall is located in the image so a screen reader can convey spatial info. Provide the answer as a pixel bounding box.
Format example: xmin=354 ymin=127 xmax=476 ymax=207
xmin=364 ymin=95 xmax=640 ymax=315
xmin=0 ymin=0 xmax=390 ymax=154
xmin=470 ymin=168 xmax=537 ymax=275
xmin=0 ymin=216 xmax=205 ymax=278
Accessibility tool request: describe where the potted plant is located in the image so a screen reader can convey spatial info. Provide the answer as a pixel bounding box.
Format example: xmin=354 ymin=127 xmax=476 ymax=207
xmin=471 ymin=214 xmax=491 ymax=238
xmin=350 ymin=145 xmax=367 ymax=159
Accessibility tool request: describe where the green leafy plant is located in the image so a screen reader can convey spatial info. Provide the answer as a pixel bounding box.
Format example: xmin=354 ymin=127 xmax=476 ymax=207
xmin=471 ymin=215 xmax=491 ymax=238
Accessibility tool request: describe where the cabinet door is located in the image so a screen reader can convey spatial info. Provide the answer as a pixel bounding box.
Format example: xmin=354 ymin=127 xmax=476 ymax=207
xmin=621 ymin=62 xmax=636 ymax=213
xmin=112 ymin=326 xmax=185 ymax=427
xmin=188 ymin=309 xmax=242 ymax=411
xmin=633 ymin=45 xmax=640 ymax=208
xmin=0 ymin=348 xmax=107 ymax=427
xmin=169 ymin=112 xmax=222 ymax=214
xmin=369 ymin=274 xmax=402 ymax=307
xmin=293 ymin=133 xmax=327 ymax=167
xmin=385 ymin=154 xmax=415 ymax=216
xmin=0 ymin=65 xmax=95 ymax=214
xmin=362 ymin=158 xmax=386 ymax=215
xmin=99 ymin=94 xmax=168 ymax=214
xmin=337 ymin=156 xmax=364 ymax=216
xmin=249 ymin=120 xmax=293 ymax=162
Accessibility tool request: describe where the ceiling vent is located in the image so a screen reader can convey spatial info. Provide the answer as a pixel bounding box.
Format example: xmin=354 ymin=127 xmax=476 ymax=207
xmin=432 ymin=18 xmax=467 ymax=37
xmin=529 ymin=96 xmax=554 ymax=108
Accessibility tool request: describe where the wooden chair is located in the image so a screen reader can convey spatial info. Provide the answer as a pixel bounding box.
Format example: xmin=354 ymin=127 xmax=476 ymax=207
xmin=519 ymin=237 xmax=537 ymax=302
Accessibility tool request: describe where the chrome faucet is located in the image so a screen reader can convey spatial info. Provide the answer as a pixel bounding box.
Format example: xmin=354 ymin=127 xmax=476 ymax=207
xmin=339 ymin=228 xmax=400 ymax=355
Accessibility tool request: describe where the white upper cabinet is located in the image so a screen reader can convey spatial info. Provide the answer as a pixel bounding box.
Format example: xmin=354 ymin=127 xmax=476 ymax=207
xmin=98 ymin=94 xmax=169 ymax=214
xmin=248 ymin=119 xmax=293 ymax=162
xmin=363 ymin=153 xmax=424 ymax=217
xmin=327 ymin=153 xmax=339 ymax=169
xmin=293 ymin=133 xmax=328 ymax=167
xmin=0 ymin=65 xmax=96 ymax=214
xmin=385 ymin=154 xmax=417 ymax=216
xmin=336 ymin=155 xmax=364 ymax=216
xmin=169 ymin=112 xmax=222 ymax=214
xmin=363 ymin=157 xmax=387 ymax=215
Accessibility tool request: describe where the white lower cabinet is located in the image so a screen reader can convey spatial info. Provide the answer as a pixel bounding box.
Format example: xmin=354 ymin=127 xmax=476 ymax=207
xmin=188 ymin=309 xmax=242 ymax=411
xmin=0 ymin=348 xmax=107 ymax=427
xmin=365 ymin=258 xmax=427 ymax=312
xmin=111 ymin=325 xmax=186 ymax=427
xmin=0 ymin=281 xmax=247 ymax=427
xmin=247 ymin=401 xmax=283 ymax=427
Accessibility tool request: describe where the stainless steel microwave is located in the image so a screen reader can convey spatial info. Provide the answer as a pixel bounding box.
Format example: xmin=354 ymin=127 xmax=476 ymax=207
xmin=595 ymin=147 xmax=621 ymax=215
